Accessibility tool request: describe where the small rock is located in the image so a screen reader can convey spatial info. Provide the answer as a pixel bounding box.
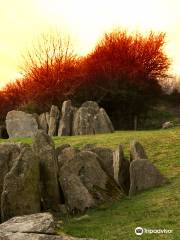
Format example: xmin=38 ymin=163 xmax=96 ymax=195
xmin=162 ymin=121 xmax=174 ymax=129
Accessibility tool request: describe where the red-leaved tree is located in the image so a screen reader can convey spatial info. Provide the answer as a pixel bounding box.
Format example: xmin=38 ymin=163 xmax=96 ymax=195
xmin=74 ymin=30 xmax=170 ymax=129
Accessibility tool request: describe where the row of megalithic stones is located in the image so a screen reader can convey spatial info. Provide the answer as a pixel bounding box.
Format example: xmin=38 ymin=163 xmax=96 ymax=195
xmin=0 ymin=129 xmax=168 ymax=224
xmin=5 ymin=100 xmax=114 ymax=138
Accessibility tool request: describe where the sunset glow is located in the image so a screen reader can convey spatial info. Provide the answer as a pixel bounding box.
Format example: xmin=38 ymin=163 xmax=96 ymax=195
xmin=0 ymin=0 xmax=180 ymax=88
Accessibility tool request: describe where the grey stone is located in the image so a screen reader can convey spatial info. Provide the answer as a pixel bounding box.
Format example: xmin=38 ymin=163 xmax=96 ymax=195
xmin=81 ymin=101 xmax=99 ymax=110
xmin=59 ymin=150 xmax=123 ymax=213
xmin=81 ymin=144 xmax=96 ymax=151
xmin=60 ymin=174 xmax=95 ymax=213
xmin=162 ymin=121 xmax=174 ymax=129
xmin=55 ymin=144 xmax=71 ymax=158
xmin=1 ymin=145 xmax=40 ymax=221
xmin=0 ymin=143 xmax=22 ymax=219
xmin=0 ymin=232 xmax=93 ymax=240
xmin=45 ymin=112 xmax=50 ymax=127
xmin=88 ymin=147 xmax=114 ymax=177
xmin=113 ymin=145 xmax=130 ymax=194
xmin=129 ymin=159 xmax=168 ymax=196
xmin=72 ymin=101 xmax=114 ymax=136
xmin=0 ymin=212 xmax=94 ymax=240
xmin=72 ymin=107 xmax=96 ymax=135
xmin=94 ymin=108 xmax=114 ymax=134
xmin=57 ymin=147 xmax=79 ymax=170
xmin=6 ymin=111 xmax=38 ymax=137
xmin=33 ymin=130 xmax=60 ymax=211
xmin=58 ymin=100 xmax=74 ymax=136
xmin=38 ymin=113 xmax=49 ymax=133
xmin=48 ymin=106 xmax=60 ymax=136
xmin=0 ymin=212 xmax=55 ymax=234
xmin=130 ymin=140 xmax=148 ymax=161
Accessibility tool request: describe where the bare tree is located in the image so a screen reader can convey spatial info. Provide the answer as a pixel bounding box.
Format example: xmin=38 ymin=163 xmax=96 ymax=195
xmin=20 ymin=30 xmax=80 ymax=109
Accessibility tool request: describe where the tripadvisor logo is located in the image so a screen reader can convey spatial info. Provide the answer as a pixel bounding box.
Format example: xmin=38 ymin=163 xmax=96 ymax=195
xmin=135 ymin=227 xmax=173 ymax=235
xmin=135 ymin=227 xmax=144 ymax=236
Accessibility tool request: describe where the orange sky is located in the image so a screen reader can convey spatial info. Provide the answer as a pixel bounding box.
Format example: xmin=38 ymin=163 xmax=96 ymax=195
xmin=0 ymin=0 xmax=180 ymax=88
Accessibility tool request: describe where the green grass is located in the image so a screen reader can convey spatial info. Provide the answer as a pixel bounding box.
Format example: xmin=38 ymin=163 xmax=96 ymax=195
xmin=1 ymin=127 xmax=180 ymax=240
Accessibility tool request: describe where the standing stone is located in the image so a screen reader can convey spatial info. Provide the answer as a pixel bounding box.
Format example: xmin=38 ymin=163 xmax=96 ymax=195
xmin=94 ymin=108 xmax=114 ymax=134
xmin=6 ymin=111 xmax=38 ymax=137
xmin=72 ymin=106 xmax=96 ymax=135
xmin=33 ymin=130 xmax=60 ymax=210
xmin=130 ymin=140 xmax=148 ymax=161
xmin=0 ymin=143 xmax=22 ymax=220
xmin=1 ymin=145 xmax=40 ymax=222
xmin=129 ymin=159 xmax=168 ymax=196
xmin=38 ymin=113 xmax=49 ymax=133
xmin=58 ymin=100 xmax=74 ymax=136
xmin=45 ymin=112 xmax=50 ymax=127
xmin=113 ymin=145 xmax=130 ymax=194
xmin=72 ymin=101 xmax=114 ymax=135
xmin=48 ymin=106 xmax=60 ymax=136
xmin=59 ymin=150 xmax=123 ymax=213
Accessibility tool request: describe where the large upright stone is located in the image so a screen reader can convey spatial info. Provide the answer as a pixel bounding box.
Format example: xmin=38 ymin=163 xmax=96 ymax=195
xmin=94 ymin=108 xmax=114 ymax=134
xmin=130 ymin=140 xmax=148 ymax=161
xmin=72 ymin=101 xmax=114 ymax=135
xmin=0 ymin=143 xmax=22 ymax=219
xmin=33 ymin=130 xmax=60 ymax=210
xmin=38 ymin=113 xmax=49 ymax=133
xmin=72 ymin=107 xmax=97 ymax=135
xmin=6 ymin=111 xmax=38 ymax=137
xmin=1 ymin=145 xmax=40 ymax=222
xmin=48 ymin=106 xmax=60 ymax=136
xmin=113 ymin=145 xmax=130 ymax=194
xmin=59 ymin=150 xmax=123 ymax=213
xmin=129 ymin=159 xmax=168 ymax=196
xmin=58 ymin=100 xmax=75 ymax=136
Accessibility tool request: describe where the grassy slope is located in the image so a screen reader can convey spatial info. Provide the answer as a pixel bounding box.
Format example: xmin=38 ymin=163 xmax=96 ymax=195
xmin=1 ymin=127 xmax=180 ymax=239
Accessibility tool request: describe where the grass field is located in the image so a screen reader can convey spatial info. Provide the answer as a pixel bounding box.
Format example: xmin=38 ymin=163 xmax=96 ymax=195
xmin=1 ymin=127 xmax=180 ymax=239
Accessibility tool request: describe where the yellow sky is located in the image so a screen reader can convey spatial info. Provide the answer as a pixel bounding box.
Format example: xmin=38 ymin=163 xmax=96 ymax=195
xmin=0 ymin=0 xmax=180 ymax=88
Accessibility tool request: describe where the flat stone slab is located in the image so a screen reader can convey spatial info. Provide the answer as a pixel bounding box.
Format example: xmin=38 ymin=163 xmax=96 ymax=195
xmin=0 ymin=213 xmax=95 ymax=240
